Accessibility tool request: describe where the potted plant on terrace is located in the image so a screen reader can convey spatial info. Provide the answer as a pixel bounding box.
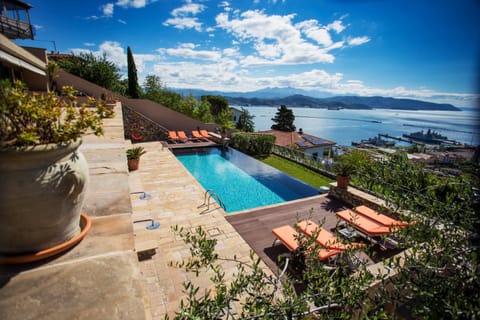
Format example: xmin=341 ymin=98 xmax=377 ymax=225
xmin=126 ymin=146 xmax=146 ymax=171
xmin=0 ymin=80 xmax=106 ymax=260
xmin=332 ymin=160 xmax=356 ymax=189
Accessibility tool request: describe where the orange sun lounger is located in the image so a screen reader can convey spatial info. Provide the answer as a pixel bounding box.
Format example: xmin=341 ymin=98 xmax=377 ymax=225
xmin=354 ymin=205 xmax=409 ymax=227
xmin=168 ymin=131 xmax=180 ymax=141
xmin=296 ymin=220 xmax=365 ymax=251
xmin=272 ymin=225 xmax=342 ymax=261
xmin=192 ymin=130 xmax=203 ymax=139
xmin=336 ymin=209 xmax=395 ymax=236
xmin=192 ymin=130 xmax=208 ymax=141
xmin=199 ymin=130 xmax=210 ymax=138
xmin=177 ymin=131 xmax=189 ymax=141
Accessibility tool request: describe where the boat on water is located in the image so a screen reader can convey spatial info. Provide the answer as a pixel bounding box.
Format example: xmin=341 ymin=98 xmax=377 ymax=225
xmin=402 ymin=129 xmax=449 ymax=144
xmin=352 ymin=135 xmax=396 ymax=147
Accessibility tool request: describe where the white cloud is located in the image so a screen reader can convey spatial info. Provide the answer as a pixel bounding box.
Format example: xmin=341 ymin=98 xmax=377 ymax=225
xmin=217 ymin=10 xmax=336 ymax=66
xmin=164 ymin=2 xmax=205 ymax=31
xmin=219 ymin=1 xmax=231 ymax=9
xmin=223 ymin=47 xmax=240 ymax=57
xmin=98 ymin=41 xmax=128 ymax=68
xmin=89 ymin=0 xmax=156 ymax=20
xmin=172 ymin=3 xmax=205 ymax=16
xmin=158 ymin=43 xmax=222 ymax=61
xmin=163 ymin=17 xmax=203 ymax=31
xmin=347 ymin=36 xmax=370 ymax=46
xmin=216 ymin=10 xmax=299 ymax=43
xmin=132 ymin=53 xmax=158 ymax=74
xmin=151 ymin=60 xmax=241 ymax=89
xmin=115 ymin=0 xmax=153 ymax=9
xmin=327 ymin=20 xmax=346 ymax=34
xmin=296 ymin=20 xmax=332 ymax=47
xmin=70 ymin=41 xmax=127 ymax=69
xmin=117 ymin=19 xmax=127 ymax=24
xmin=70 ymin=47 xmax=93 ymax=55
xmin=83 ymin=42 xmax=96 ymax=47
xmin=101 ymin=3 xmax=114 ymax=17
xmin=85 ymin=15 xmax=100 ymax=20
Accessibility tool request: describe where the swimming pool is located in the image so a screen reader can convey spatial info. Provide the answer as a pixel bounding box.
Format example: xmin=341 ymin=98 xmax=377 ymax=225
xmin=174 ymin=147 xmax=319 ymax=213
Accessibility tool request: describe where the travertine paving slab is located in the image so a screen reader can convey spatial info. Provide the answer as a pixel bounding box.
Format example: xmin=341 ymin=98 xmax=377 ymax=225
xmin=0 ymin=252 xmax=144 ymax=320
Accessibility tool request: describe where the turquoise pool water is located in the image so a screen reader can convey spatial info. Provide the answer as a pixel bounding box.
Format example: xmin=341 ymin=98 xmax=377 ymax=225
xmin=174 ymin=147 xmax=319 ymax=213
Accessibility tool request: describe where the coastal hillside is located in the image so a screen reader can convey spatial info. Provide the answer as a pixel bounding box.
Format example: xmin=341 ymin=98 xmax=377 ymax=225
xmin=171 ymin=87 xmax=459 ymax=111
xmin=225 ymin=94 xmax=460 ymax=111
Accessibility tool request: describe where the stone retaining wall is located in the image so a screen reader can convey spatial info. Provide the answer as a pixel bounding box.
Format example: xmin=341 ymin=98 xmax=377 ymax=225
xmin=329 ymin=183 xmax=390 ymax=214
xmin=122 ymin=104 xmax=167 ymax=142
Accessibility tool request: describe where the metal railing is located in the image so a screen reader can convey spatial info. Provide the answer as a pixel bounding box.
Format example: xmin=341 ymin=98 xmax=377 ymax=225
xmin=199 ymin=189 xmax=226 ymax=212
xmin=272 ymin=145 xmax=336 ymax=178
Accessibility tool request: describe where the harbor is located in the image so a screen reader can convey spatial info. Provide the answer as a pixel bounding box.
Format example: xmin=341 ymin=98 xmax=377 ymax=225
xmin=246 ymin=107 xmax=479 ymax=148
xmin=352 ymin=135 xmax=396 ymax=147
xmin=379 ymin=130 xmax=463 ymax=146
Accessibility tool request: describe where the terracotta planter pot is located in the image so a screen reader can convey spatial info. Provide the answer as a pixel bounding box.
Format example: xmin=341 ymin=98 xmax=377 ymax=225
xmin=336 ymin=175 xmax=351 ymax=189
xmin=128 ymin=158 xmax=140 ymax=171
xmin=0 ymin=140 xmax=88 ymax=254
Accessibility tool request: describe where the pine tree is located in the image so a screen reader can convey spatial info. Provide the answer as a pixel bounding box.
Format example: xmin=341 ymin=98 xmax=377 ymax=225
xmin=271 ymin=105 xmax=296 ymax=132
xmin=127 ymin=46 xmax=140 ymax=98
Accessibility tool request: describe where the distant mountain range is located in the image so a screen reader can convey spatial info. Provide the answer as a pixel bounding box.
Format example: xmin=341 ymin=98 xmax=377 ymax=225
xmin=170 ymin=87 xmax=460 ymax=111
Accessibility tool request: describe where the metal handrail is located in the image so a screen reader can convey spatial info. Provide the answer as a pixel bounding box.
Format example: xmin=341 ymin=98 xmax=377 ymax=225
xmin=199 ymin=189 xmax=226 ymax=211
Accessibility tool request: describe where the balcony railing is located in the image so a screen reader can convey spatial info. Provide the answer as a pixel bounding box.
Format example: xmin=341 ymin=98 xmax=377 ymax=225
xmin=0 ymin=15 xmax=33 ymax=39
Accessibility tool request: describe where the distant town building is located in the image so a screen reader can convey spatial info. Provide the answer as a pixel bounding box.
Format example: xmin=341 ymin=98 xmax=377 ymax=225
xmin=229 ymin=106 xmax=242 ymax=125
xmin=256 ymin=129 xmax=336 ymax=160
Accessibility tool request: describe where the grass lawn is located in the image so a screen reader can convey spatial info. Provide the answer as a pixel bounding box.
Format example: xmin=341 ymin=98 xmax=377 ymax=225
xmin=260 ymin=154 xmax=334 ymax=188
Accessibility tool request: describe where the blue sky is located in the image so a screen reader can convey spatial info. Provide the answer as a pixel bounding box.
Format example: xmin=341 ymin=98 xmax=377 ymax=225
xmin=16 ymin=0 xmax=480 ymax=107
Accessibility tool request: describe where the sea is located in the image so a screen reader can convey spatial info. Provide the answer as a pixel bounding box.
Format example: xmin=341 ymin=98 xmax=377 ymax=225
xmin=241 ymin=106 xmax=480 ymax=147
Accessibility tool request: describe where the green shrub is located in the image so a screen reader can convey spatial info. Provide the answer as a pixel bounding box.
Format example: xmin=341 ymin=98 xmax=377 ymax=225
xmin=0 ymin=80 xmax=105 ymax=148
xmin=231 ymin=133 xmax=275 ymax=157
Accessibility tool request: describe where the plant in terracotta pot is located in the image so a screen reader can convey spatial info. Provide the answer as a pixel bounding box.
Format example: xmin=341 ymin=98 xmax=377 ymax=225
xmin=126 ymin=146 xmax=146 ymax=171
xmin=0 ymin=80 xmax=105 ymax=258
xmin=332 ymin=160 xmax=356 ymax=189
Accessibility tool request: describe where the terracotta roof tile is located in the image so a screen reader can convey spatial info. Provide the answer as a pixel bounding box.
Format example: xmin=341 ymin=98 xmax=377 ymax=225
xmin=256 ymin=130 xmax=335 ymax=148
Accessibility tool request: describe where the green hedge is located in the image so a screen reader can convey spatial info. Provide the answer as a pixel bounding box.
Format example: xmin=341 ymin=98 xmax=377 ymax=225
xmin=231 ymin=133 xmax=276 ymax=157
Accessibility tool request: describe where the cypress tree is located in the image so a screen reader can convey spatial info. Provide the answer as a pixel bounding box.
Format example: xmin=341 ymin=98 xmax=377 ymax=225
xmin=127 ymin=46 xmax=140 ymax=98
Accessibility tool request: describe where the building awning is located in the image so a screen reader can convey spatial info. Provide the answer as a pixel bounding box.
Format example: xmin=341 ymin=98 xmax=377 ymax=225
xmin=0 ymin=33 xmax=47 ymax=76
xmin=0 ymin=49 xmax=46 ymax=75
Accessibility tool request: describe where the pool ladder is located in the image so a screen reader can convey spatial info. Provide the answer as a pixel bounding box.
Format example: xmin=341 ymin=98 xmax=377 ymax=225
xmin=199 ymin=189 xmax=226 ymax=212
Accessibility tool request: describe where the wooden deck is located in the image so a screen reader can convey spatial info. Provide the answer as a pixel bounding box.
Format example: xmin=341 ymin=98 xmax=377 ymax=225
xmin=225 ymin=194 xmax=350 ymax=273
